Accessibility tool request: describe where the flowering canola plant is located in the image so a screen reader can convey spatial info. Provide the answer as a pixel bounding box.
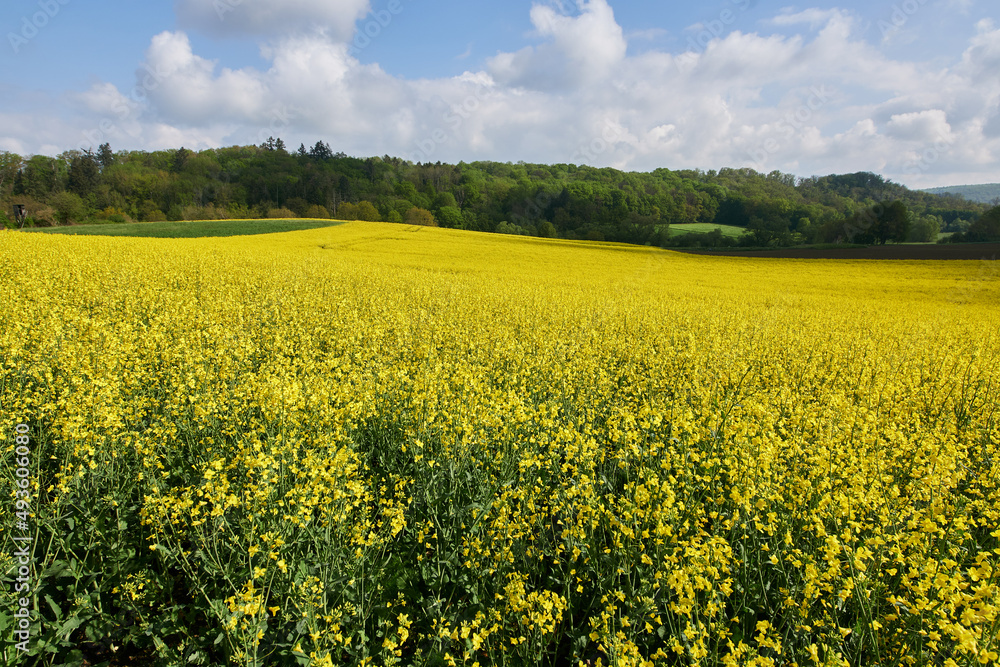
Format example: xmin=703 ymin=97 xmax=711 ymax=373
xmin=1 ymin=221 xmax=998 ymax=666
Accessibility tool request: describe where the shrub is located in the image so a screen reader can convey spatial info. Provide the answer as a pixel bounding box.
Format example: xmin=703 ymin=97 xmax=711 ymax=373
xmin=303 ymin=205 xmax=330 ymax=219
xmin=355 ymin=201 xmax=381 ymax=221
xmin=138 ymin=200 xmax=166 ymax=222
xmin=286 ymin=197 xmax=311 ymax=217
xmin=51 ymin=192 xmax=88 ymax=225
xmin=96 ymin=206 xmax=133 ymax=224
xmin=495 ymin=220 xmax=529 ymax=235
xmin=404 ymin=207 xmax=437 ymax=226
xmin=336 ymin=201 xmax=381 ymax=222
xmin=227 ymin=203 xmax=255 ymax=220
xmin=536 ymin=220 xmax=557 ymax=238
xmin=267 ymin=207 xmax=297 ymax=219
xmin=7 ymin=199 xmax=57 ymax=227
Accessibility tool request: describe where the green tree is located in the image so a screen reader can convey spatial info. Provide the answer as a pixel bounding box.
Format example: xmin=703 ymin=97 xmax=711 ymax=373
xmin=171 ymin=147 xmax=192 ymax=173
xmin=433 ymin=191 xmax=458 ymax=211
xmin=0 ymin=151 xmax=23 ymax=195
xmin=404 ymin=207 xmax=437 ymax=226
xmin=747 ymin=215 xmax=791 ymax=246
xmin=355 ymin=200 xmax=381 ymax=221
xmin=337 ymin=202 xmax=359 ymax=220
xmin=874 ymin=201 xmax=910 ymax=244
xmin=304 ymin=205 xmax=330 ymax=219
xmin=309 ymin=141 xmax=333 ymax=160
xmin=436 ymin=205 xmax=464 ymax=228
xmin=959 ymin=206 xmax=1000 ymax=242
xmin=51 ymin=191 xmax=88 ymax=225
xmin=68 ymin=151 xmax=101 ymax=197
xmin=97 ymin=143 xmax=115 ymax=170
xmin=19 ymin=155 xmax=62 ymax=199
xmin=793 ymin=216 xmax=814 ymax=243
xmin=286 ymin=197 xmax=311 ymax=216
xmin=536 ymin=220 xmax=557 ymax=238
xmin=907 ymin=214 xmax=941 ymax=243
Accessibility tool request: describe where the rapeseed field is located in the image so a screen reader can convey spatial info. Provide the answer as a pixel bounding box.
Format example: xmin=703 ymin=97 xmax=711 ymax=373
xmin=1 ymin=222 xmax=998 ymax=666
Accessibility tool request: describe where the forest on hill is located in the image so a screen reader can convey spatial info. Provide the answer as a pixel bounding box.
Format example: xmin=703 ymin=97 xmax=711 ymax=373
xmin=1 ymin=141 xmax=993 ymax=247
xmin=922 ymin=183 xmax=1000 ymax=205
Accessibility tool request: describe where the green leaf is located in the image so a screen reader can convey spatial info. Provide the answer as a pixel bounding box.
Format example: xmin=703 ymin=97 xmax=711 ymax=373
xmin=187 ymin=649 xmax=209 ymax=664
xmin=44 ymin=594 xmax=63 ymax=620
xmin=58 ymin=614 xmax=83 ymax=638
xmin=40 ymin=561 xmax=72 ymax=579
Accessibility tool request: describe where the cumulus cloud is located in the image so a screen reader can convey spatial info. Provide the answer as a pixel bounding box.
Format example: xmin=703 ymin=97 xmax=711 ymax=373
xmin=142 ymin=32 xmax=269 ymax=125
xmin=958 ymin=19 xmax=1000 ymax=84
xmin=985 ymin=104 xmax=1000 ymax=137
xmin=74 ymin=82 xmax=132 ymax=116
xmin=884 ymin=109 xmax=953 ymax=142
xmin=19 ymin=2 xmax=996 ymax=189
xmin=488 ymin=0 xmax=627 ymax=90
xmin=174 ymin=0 xmax=370 ymax=40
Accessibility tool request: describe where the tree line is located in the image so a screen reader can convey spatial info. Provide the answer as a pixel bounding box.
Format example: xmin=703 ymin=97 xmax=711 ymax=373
xmin=1 ymin=140 xmax=994 ymax=247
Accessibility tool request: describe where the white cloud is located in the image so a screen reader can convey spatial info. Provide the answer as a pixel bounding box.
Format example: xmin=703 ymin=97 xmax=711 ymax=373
xmin=958 ymin=19 xmax=1000 ymax=84
xmin=174 ymin=0 xmax=370 ymax=41
xmin=142 ymin=32 xmax=269 ymax=125
xmin=488 ymin=0 xmax=627 ymax=90
xmin=74 ymin=83 xmax=131 ymax=115
xmin=7 ymin=3 xmax=995 ymax=188
xmin=984 ymin=104 xmax=1000 ymax=137
xmin=769 ymin=8 xmax=844 ymax=28
xmin=884 ymin=109 xmax=952 ymax=142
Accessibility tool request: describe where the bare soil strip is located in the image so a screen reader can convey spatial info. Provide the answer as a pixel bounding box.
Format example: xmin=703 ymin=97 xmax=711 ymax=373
xmin=675 ymin=243 xmax=1000 ymax=260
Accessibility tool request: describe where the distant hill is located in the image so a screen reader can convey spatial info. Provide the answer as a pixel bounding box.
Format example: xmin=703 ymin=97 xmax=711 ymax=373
xmin=922 ymin=183 xmax=1000 ymax=204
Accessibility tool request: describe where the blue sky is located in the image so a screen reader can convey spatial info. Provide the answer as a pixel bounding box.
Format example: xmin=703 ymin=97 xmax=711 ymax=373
xmin=1 ymin=0 xmax=998 ymax=188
